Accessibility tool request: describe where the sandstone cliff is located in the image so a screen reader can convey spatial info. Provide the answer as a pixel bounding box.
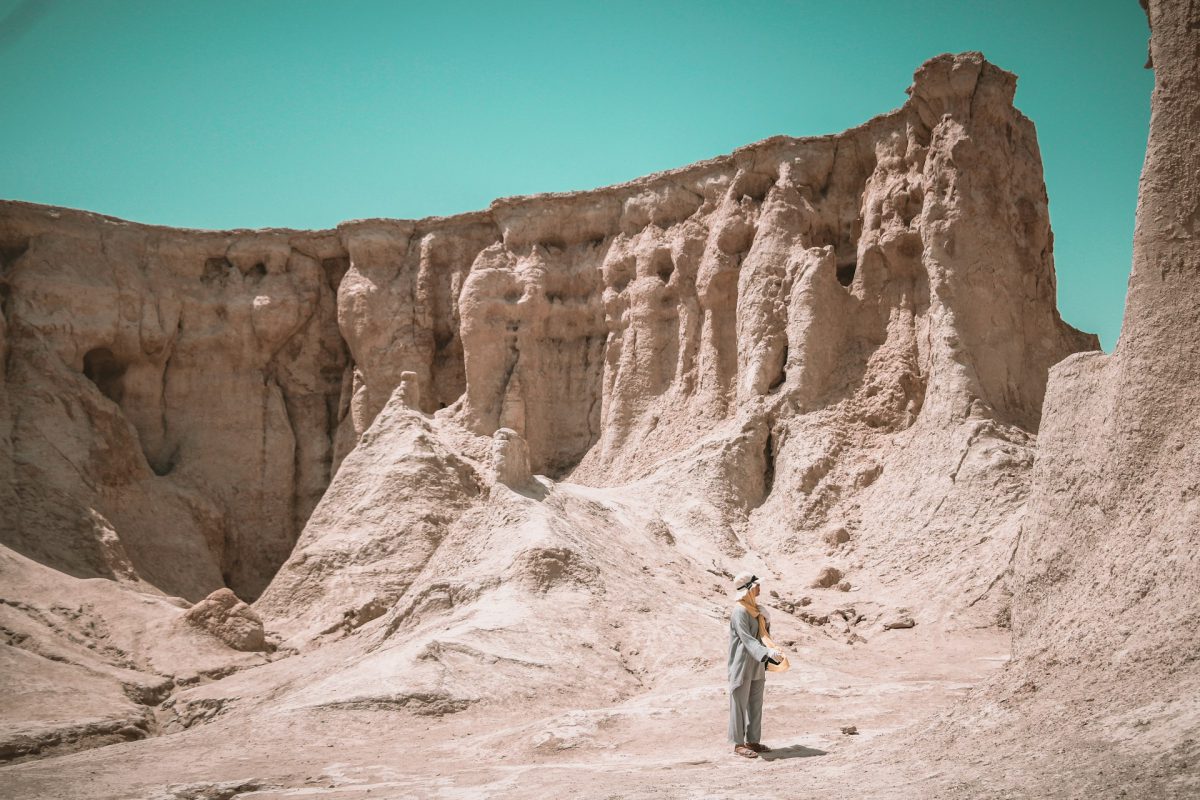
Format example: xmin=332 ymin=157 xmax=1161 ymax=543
xmin=0 ymin=212 xmax=348 ymax=601
xmin=0 ymin=48 xmax=1115 ymax=792
xmin=1 ymin=51 xmax=1092 ymax=631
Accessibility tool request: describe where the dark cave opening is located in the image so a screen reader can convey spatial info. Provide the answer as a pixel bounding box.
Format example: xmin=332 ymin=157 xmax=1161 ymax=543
xmin=836 ymin=260 xmax=857 ymax=287
xmin=762 ymin=429 xmax=776 ymax=502
xmin=769 ymin=345 xmax=788 ymax=392
xmin=82 ymin=347 xmax=127 ymax=404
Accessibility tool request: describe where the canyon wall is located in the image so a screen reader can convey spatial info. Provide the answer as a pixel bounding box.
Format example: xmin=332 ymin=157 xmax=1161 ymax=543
xmin=0 ymin=52 xmax=1094 ymax=622
xmin=253 ymin=51 xmax=1098 ymax=644
xmin=0 ymin=49 xmax=1120 ymax=780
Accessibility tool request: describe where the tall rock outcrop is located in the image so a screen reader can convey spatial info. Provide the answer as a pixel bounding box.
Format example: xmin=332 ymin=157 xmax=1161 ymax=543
xmin=891 ymin=5 xmax=1199 ymax=797
xmin=1012 ymin=0 xmax=1199 ymax=694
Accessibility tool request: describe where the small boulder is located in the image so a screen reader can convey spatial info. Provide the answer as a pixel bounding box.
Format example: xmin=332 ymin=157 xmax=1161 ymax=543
xmin=798 ymin=596 xmax=813 ymax=607
xmin=810 ymin=566 xmax=843 ymax=589
xmin=117 ymin=724 xmax=147 ymax=740
xmin=837 ymin=580 xmax=852 ymax=592
xmin=822 ymin=526 xmax=851 ymax=547
xmin=183 ymin=588 xmax=266 ymax=651
xmin=646 ymin=517 xmax=675 ymax=545
xmin=396 ymin=371 xmax=421 ymax=410
xmin=883 ymin=615 xmax=916 ymax=631
xmin=841 ymin=725 xmax=859 ymax=735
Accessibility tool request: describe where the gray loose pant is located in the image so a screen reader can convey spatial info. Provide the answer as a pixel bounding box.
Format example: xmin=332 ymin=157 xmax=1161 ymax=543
xmin=727 ymin=678 xmax=765 ymax=744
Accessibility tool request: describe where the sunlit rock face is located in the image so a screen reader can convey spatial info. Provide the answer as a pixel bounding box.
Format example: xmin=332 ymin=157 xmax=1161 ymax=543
xmin=0 ymin=53 xmax=1101 ymax=764
xmin=0 ymin=51 xmax=1092 ymax=614
xmin=265 ymin=51 xmax=1096 ymax=642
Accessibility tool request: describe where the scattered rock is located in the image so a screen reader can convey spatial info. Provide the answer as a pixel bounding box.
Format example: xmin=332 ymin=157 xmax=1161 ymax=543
xmin=811 ymin=567 xmax=843 ymax=589
xmin=182 ymin=589 xmax=266 ymax=651
xmin=798 ymin=596 xmax=813 ymax=607
xmin=117 ymin=724 xmax=147 ymax=740
xmin=883 ymin=616 xmax=916 ymax=631
xmin=841 ymin=725 xmax=859 ymax=735
xmin=837 ymin=580 xmax=852 ymax=592
xmin=646 ymin=517 xmax=675 ymax=545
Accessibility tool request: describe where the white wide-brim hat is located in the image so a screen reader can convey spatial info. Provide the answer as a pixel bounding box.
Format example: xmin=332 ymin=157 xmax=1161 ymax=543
xmin=732 ymin=572 xmax=759 ymax=600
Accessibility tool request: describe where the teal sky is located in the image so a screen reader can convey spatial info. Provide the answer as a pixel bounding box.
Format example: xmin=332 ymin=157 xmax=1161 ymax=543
xmin=0 ymin=1 xmax=1151 ymax=350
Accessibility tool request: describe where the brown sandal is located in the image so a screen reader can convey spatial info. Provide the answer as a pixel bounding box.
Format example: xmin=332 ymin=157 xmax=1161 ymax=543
xmin=746 ymin=742 xmax=771 ymax=753
xmin=733 ymin=744 xmax=759 ymax=758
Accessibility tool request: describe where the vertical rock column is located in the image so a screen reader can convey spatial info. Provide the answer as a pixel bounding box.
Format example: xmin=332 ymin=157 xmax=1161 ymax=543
xmin=1013 ymin=0 xmax=1199 ymax=679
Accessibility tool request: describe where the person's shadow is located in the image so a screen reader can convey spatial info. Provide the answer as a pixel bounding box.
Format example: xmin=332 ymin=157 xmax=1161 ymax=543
xmin=759 ymin=744 xmax=828 ymax=761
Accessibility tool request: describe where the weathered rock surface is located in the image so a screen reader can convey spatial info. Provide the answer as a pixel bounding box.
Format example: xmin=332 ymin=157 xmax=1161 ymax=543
xmin=1012 ymin=0 xmax=1199 ymax=694
xmin=246 ymin=51 xmax=1095 ymax=648
xmin=0 ymin=51 xmax=1093 ymax=630
xmin=0 ymin=546 xmax=268 ymax=764
xmin=253 ymin=386 xmax=482 ymax=644
xmin=0 ymin=210 xmax=349 ymax=602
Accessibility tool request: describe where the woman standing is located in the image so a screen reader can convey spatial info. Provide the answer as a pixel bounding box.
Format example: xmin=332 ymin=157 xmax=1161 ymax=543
xmin=727 ymin=572 xmax=782 ymax=759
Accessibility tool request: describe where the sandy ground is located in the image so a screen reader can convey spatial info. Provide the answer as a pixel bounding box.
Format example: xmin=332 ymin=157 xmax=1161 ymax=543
xmin=0 ymin=622 xmax=1007 ymax=799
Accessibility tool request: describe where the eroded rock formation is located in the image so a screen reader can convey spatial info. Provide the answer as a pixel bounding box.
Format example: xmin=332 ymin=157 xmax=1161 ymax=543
xmin=1 ymin=51 xmax=1092 ymax=626
xmin=891 ymin=5 xmax=1200 ymax=796
xmin=0 ymin=48 xmax=1123 ymax=789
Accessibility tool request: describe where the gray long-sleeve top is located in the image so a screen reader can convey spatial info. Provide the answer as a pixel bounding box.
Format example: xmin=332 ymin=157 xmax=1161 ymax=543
xmin=728 ymin=604 xmax=772 ymax=689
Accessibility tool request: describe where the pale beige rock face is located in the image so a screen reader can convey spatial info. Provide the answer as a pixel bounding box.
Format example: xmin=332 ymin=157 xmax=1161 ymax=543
xmin=490 ymin=427 xmax=533 ymax=489
xmin=241 ymin=51 xmax=1093 ymax=650
xmin=1011 ymin=0 xmax=1200 ymax=708
xmin=0 ymin=211 xmax=349 ymax=602
xmin=253 ymin=387 xmax=482 ymax=644
xmin=880 ymin=5 xmax=1200 ymax=797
